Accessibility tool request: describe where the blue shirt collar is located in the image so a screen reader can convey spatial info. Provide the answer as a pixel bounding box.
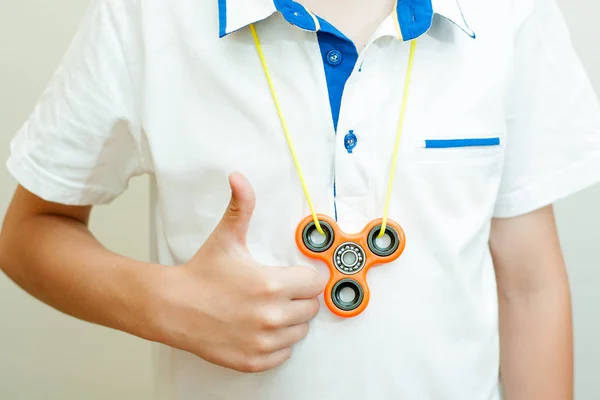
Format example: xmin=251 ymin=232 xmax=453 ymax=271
xmin=218 ymin=0 xmax=475 ymax=40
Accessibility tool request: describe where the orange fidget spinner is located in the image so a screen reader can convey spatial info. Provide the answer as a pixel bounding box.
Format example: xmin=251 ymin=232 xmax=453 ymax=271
xmin=296 ymin=214 xmax=406 ymax=318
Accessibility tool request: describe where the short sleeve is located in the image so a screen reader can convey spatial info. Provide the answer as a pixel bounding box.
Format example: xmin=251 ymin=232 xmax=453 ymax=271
xmin=493 ymin=0 xmax=600 ymax=218
xmin=6 ymin=0 xmax=149 ymax=206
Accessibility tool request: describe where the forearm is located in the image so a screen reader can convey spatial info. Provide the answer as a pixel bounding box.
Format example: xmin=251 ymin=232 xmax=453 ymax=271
xmin=491 ymin=206 xmax=574 ymax=400
xmin=498 ymin=278 xmax=573 ymax=400
xmin=0 ymin=212 xmax=165 ymax=342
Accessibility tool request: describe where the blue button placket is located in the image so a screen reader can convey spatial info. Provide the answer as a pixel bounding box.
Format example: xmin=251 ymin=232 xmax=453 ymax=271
xmin=313 ymin=17 xmax=360 ymax=222
xmin=332 ymin=52 xmax=373 ymax=225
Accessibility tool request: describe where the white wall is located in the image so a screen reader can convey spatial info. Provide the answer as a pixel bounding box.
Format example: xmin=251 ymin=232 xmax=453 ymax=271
xmin=0 ymin=0 xmax=598 ymax=399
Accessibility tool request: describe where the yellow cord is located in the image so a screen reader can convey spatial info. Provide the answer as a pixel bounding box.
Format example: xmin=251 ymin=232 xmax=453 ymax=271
xmin=250 ymin=23 xmax=416 ymax=238
xmin=249 ymin=24 xmax=324 ymax=235
xmin=378 ymin=39 xmax=416 ymax=238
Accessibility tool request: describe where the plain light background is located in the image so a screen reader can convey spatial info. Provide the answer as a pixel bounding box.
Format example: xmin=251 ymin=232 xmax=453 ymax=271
xmin=0 ymin=0 xmax=598 ymax=399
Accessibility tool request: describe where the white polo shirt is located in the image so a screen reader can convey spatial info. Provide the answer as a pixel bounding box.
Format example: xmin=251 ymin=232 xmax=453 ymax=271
xmin=7 ymin=0 xmax=600 ymax=399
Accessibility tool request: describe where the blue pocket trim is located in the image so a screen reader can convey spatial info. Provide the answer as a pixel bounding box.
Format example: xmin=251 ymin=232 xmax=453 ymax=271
xmin=425 ymin=137 xmax=500 ymax=149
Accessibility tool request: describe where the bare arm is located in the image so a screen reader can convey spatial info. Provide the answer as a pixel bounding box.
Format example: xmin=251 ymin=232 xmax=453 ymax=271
xmin=0 ymin=185 xmax=165 ymax=341
xmin=490 ymin=205 xmax=573 ymax=400
xmin=0 ymin=175 xmax=324 ymax=372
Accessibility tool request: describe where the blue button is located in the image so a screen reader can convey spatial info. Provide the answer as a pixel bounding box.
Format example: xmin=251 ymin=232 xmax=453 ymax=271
xmin=326 ymin=50 xmax=343 ymax=66
xmin=344 ymin=131 xmax=358 ymax=153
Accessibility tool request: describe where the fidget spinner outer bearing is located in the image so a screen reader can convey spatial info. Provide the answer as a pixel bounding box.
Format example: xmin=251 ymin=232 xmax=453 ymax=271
xmin=295 ymin=214 xmax=406 ymax=318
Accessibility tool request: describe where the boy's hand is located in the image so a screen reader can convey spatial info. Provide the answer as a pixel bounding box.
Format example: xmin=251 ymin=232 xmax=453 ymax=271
xmin=155 ymin=172 xmax=326 ymax=373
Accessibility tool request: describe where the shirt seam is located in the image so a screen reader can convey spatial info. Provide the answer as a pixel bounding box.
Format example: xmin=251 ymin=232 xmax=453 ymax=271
xmin=105 ymin=0 xmax=146 ymax=176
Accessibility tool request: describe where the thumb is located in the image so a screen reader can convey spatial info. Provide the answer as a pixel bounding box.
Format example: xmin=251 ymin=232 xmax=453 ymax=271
xmin=216 ymin=172 xmax=256 ymax=246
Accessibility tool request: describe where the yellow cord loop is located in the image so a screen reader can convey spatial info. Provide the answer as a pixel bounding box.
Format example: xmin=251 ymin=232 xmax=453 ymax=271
xmin=250 ymin=24 xmax=324 ymax=235
xmin=251 ymin=23 xmax=416 ymax=238
xmin=378 ymin=39 xmax=417 ymax=238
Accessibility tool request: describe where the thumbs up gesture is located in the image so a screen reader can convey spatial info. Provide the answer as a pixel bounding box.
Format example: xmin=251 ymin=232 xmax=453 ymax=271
xmin=155 ymin=172 xmax=327 ymax=373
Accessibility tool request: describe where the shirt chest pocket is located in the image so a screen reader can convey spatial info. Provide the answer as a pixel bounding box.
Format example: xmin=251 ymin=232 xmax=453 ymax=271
xmin=400 ymin=132 xmax=506 ymax=226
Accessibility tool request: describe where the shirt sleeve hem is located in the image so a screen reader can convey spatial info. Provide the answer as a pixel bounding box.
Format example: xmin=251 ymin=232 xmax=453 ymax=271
xmin=493 ymin=155 xmax=600 ymax=218
xmin=6 ymin=154 xmax=122 ymax=206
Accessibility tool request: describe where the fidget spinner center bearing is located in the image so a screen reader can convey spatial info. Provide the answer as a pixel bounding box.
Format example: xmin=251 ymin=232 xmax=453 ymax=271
xmin=334 ymin=242 xmax=366 ymax=274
